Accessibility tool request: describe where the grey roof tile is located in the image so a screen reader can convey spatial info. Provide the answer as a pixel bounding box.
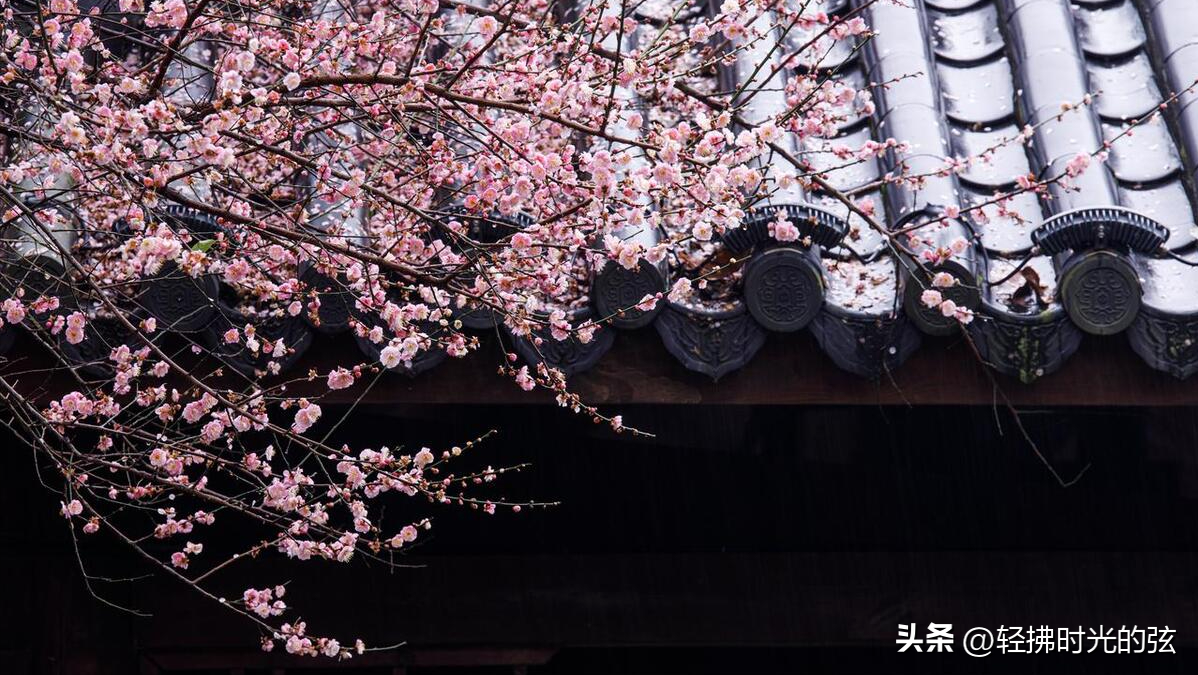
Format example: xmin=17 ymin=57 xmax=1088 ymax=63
xmin=930 ymin=2 xmax=1006 ymax=64
xmin=927 ymin=0 xmax=992 ymax=10
xmin=783 ymin=1 xmax=857 ymax=71
xmin=640 ymin=0 xmax=1198 ymax=381
xmin=813 ymin=191 xmax=889 ymax=259
xmin=16 ymin=0 xmax=1198 ymax=386
xmin=938 ymin=58 xmax=1017 ymax=125
xmin=1073 ymin=0 xmax=1145 ymax=59
xmin=497 ymin=0 xmax=1198 ymax=381
xmin=803 ymin=126 xmax=882 ymax=192
xmin=965 ymin=186 xmax=1043 ymax=254
xmin=1138 ymin=253 xmax=1198 ymax=315
xmin=951 ymin=125 xmax=1035 ymax=189
xmin=1146 ymin=0 xmax=1198 ymax=59
xmin=1103 ymin=115 xmax=1183 ymax=184
xmin=877 ymin=104 xmax=952 ymax=158
xmin=1118 ymin=181 xmax=1197 ymax=250
xmin=1087 ymin=53 xmax=1163 ymax=120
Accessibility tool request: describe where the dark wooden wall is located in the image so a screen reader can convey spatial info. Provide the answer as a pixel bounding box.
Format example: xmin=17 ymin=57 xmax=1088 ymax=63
xmin=4 ymin=405 xmax=1198 ymax=674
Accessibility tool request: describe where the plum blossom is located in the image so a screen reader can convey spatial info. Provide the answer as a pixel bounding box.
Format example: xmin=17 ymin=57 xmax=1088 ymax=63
xmin=770 ymin=217 xmax=800 ymax=243
xmin=326 ymin=368 xmax=355 ymax=390
xmin=60 ymin=499 xmax=83 ymax=518
xmin=379 ymin=344 xmax=403 ymax=369
xmin=0 ymin=0 xmax=1071 ymax=658
xmin=668 ymin=278 xmax=693 ymax=304
xmin=292 ymin=402 xmax=322 ymax=433
xmin=1065 ymin=152 xmax=1091 ymax=177
xmin=931 ymin=272 xmax=957 ymax=288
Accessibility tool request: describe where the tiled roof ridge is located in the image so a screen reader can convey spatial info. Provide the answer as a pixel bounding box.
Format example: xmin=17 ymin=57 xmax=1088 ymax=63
xmin=8 ymin=0 xmax=1198 ymax=385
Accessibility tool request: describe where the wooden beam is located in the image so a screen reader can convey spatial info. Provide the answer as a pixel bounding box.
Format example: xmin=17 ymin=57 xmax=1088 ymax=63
xmin=305 ymin=329 xmax=1198 ymax=406
xmin=6 ymin=326 xmax=1198 ymax=406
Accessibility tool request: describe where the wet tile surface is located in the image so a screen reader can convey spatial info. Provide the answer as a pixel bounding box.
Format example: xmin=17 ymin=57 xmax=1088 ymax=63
xmin=642 ymin=0 xmax=1198 ymax=380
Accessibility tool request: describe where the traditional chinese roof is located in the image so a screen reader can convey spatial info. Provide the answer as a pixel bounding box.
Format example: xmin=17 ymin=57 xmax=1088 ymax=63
xmin=596 ymin=0 xmax=1198 ymax=384
xmin=5 ymin=0 xmax=1198 ymax=391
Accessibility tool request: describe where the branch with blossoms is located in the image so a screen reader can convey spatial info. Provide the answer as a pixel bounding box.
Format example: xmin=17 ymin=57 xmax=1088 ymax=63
xmin=0 ymin=0 xmax=1175 ymax=656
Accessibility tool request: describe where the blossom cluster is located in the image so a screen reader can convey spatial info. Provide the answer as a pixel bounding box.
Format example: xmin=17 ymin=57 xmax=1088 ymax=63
xmin=0 ymin=0 xmax=1115 ymax=657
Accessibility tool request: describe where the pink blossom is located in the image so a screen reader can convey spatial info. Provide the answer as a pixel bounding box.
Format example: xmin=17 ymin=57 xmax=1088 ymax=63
xmin=4 ymin=299 xmax=26 ymax=325
xmin=668 ymin=278 xmax=693 ymax=303
xmin=146 ymin=0 xmax=189 ymax=28
xmin=514 ymin=365 xmax=535 ymax=391
xmin=931 ymin=272 xmax=956 ymax=288
xmin=326 ymin=368 xmax=355 ymax=390
xmin=291 ymin=402 xmax=322 ymax=433
xmin=413 ymin=448 xmax=435 ymax=469
xmin=770 ymin=218 xmax=800 ymax=242
xmin=1065 ymin=152 xmax=1091 ymax=177
xmin=379 ymin=344 xmax=403 ymax=369
xmin=511 ymin=232 xmax=533 ymax=251
xmin=61 ymin=499 xmax=83 ymax=517
xmin=0 ymin=3 xmax=1019 ymax=657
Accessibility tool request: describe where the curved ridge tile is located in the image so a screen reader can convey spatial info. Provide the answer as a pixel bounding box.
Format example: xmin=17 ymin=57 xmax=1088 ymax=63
xmin=1039 ymin=151 xmax=1120 ymax=212
xmin=813 ymin=192 xmax=889 ymax=259
xmin=937 ymin=58 xmax=1018 ymax=125
xmin=971 ymin=255 xmax=1082 ymax=382
xmin=1103 ymin=115 xmax=1183 ymax=184
xmin=725 ymin=10 xmax=847 ymax=336
xmin=930 ymin=2 xmax=1005 ymax=64
xmin=951 ymin=124 xmax=1035 ymax=189
xmin=886 ymin=152 xmax=961 ymax=220
xmin=1030 ymin=102 xmax=1107 ymax=159
xmin=1118 ymin=181 xmax=1197 ymax=250
xmin=1144 ymin=4 xmax=1198 ymax=195
xmin=812 ymin=256 xmax=922 ymax=379
xmin=783 ymin=0 xmax=858 ymax=71
xmin=859 ymin=0 xmax=958 ymax=215
xmin=1075 ymin=0 xmax=1197 ymax=248
xmin=1005 ymin=0 xmax=1093 ymax=116
xmin=964 ymin=186 xmax=1044 ymax=255
xmin=1072 ymin=0 xmax=1146 ymax=59
xmin=1002 ymin=0 xmax=1152 ymax=338
xmin=1028 ymin=104 xmax=1117 ymax=210
xmin=877 ymin=103 xmax=952 ymax=157
xmin=859 ymin=0 xmax=982 ymax=336
xmin=1161 ymin=43 xmax=1198 ymax=111
xmin=803 ymin=126 xmax=881 ymax=192
xmin=927 ymin=0 xmax=992 ymax=10
xmin=1146 ymin=0 xmax=1198 ymax=60
xmin=866 ymin=51 xmax=940 ymax=112
xmin=823 ymin=66 xmax=872 ymax=131
xmin=1175 ymin=91 xmax=1198 ymax=180
xmin=1086 ymin=52 xmax=1163 ymax=121
xmin=1130 ymin=253 xmax=1198 ymax=378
